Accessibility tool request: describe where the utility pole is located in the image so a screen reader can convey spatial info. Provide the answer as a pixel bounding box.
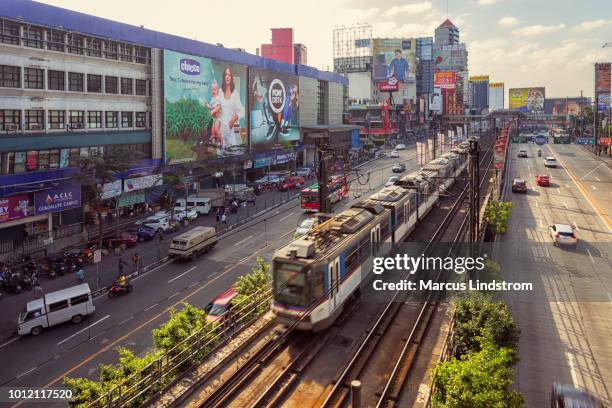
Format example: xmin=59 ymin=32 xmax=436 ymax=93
xmin=316 ymin=137 xmax=332 ymax=214
xmin=468 ymin=138 xmax=480 ymax=244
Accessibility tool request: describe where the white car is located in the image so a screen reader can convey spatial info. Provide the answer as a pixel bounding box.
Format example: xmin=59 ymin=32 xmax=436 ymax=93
xmin=255 ymin=174 xmax=282 ymax=186
xmin=389 ymin=150 xmax=400 ymax=158
xmin=173 ymin=208 xmax=198 ymax=222
xmin=544 ymin=157 xmax=557 ymax=168
xmin=395 ymin=144 xmax=407 ymax=150
xmin=385 ymin=176 xmax=399 ymax=187
xmin=550 ymin=223 xmax=577 ymax=247
xmin=294 ymin=218 xmax=316 ymax=238
xmin=141 ymin=215 xmax=171 ymax=232
xmin=295 ymin=168 xmax=313 ymax=178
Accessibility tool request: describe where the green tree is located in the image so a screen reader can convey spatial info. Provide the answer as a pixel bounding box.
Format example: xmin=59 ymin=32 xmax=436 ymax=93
xmin=152 ymin=302 xmax=208 ymax=356
xmin=485 ymin=201 xmax=513 ymax=234
xmin=432 ymin=338 xmax=525 ymax=408
xmin=233 ymin=257 xmax=272 ymax=319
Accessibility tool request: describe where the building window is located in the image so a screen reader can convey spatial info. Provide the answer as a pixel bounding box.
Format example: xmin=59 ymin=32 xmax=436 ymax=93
xmin=119 ymin=43 xmax=133 ymax=62
xmin=0 ymin=20 xmax=20 ymax=45
xmin=69 ymin=148 xmax=80 ymax=167
xmin=135 ymin=79 xmax=147 ymax=96
xmin=48 ymin=110 xmax=65 ymax=129
xmin=14 ymin=152 xmax=27 ymax=173
xmin=49 ymin=149 xmax=60 ymax=169
xmin=134 ymin=47 xmax=150 ymax=64
xmin=68 ymin=72 xmax=84 ymax=92
xmin=47 ymin=70 xmax=65 ymax=91
xmin=87 ymin=111 xmax=102 ymax=128
xmin=86 ymin=38 xmax=102 ymax=57
xmin=121 ymin=112 xmax=133 ymax=128
xmin=23 ymin=26 xmax=43 ymax=49
xmin=68 ymin=34 xmax=84 ymax=55
xmin=0 ymin=110 xmax=21 ymax=131
xmin=69 ymin=111 xmax=84 ymax=128
xmin=24 ymin=68 xmax=44 ymax=89
xmin=135 ymin=112 xmax=147 ymax=128
xmin=317 ymin=80 xmax=327 ymax=125
xmin=0 ymin=65 xmax=20 ymax=88
xmin=120 ymin=77 xmax=133 ymax=95
xmin=47 ymin=29 xmax=65 ymax=52
xmin=87 ymin=74 xmax=102 ymax=93
xmin=25 ymin=110 xmax=44 ymax=130
xmin=104 ymin=41 xmax=118 ymax=60
xmin=38 ymin=150 xmax=50 ymax=170
xmin=105 ymin=76 xmax=118 ymax=94
xmin=105 ymin=111 xmax=118 ymax=128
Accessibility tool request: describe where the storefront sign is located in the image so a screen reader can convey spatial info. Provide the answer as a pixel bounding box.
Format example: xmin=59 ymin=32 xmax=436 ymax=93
xmin=576 ymin=138 xmax=595 ymax=145
xmin=254 ymin=157 xmax=272 ymax=169
xmin=117 ymin=192 xmax=146 ymax=207
xmin=0 ymin=194 xmax=32 ymax=223
xmin=599 ymin=137 xmax=612 ymax=146
xmin=35 ymin=183 xmax=81 ymax=214
xmin=377 ymin=77 xmax=400 ymax=92
xmin=123 ymin=175 xmax=162 ymax=192
xmin=100 ymin=180 xmax=122 ymax=200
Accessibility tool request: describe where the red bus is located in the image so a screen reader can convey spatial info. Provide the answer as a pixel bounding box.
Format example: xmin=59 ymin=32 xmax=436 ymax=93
xmin=300 ymin=176 xmax=349 ymax=211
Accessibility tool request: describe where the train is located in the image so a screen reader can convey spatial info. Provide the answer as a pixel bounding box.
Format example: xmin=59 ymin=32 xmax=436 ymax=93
xmin=272 ymin=140 xmax=473 ymax=331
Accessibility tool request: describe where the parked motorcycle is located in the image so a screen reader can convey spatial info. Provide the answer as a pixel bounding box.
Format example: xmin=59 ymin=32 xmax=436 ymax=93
xmin=39 ymin=258 xmax=57 ymax=279
xmin=0 ymin=273 xmax=23 ymax=294
xmin=107 ymin=281 xmax=133 ymax=298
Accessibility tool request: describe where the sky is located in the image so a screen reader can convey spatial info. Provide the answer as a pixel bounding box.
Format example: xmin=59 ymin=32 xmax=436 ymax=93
xmin=37 ymin=0 xmax=612 ymax=100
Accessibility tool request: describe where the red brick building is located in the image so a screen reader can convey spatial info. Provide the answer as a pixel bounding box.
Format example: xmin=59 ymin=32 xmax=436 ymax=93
xmin=259 ymin=28 xmax=307 ymax=65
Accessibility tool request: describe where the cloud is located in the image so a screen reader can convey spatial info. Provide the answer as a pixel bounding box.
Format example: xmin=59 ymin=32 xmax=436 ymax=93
xmin=478 ymin=0 xmax=499 ymax=5
xmin=572 ymin=19 xmax=612 ymax=32
xmin=512 ymin=24 xmax=566 ymax=37
xmin=384 ymin=2 xmax=432 ymax=18
xmin=498 ymin=16 xmax=519 ymax=28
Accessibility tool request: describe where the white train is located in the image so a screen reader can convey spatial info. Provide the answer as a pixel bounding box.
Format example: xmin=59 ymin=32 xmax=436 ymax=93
xmin=272 ymin=145 xmax=470 ymax=331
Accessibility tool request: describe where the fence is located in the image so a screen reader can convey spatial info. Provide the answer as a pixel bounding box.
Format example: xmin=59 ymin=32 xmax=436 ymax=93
xmin=0 ymin=223 xmax=84 ymax=258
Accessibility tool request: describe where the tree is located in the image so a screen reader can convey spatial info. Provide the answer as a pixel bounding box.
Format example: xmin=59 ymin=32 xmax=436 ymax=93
xmin=152 ymin=303 xmax=207 ymax=355
xmin=233 ymin=257 xmax=272 ymax=318
xmin=485 ymin=201 xmax=513 ymax=234
xmin=432 ymin=338 xmax=525 ymax=408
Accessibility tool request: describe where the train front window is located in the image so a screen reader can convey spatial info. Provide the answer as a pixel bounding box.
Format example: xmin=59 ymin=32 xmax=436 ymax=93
xmin=275 ymin=263 xmax=308 ymax=307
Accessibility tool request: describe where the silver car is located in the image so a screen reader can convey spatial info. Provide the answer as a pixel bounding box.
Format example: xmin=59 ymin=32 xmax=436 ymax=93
xmin=550 ymin=224 xmax=577 ymax=247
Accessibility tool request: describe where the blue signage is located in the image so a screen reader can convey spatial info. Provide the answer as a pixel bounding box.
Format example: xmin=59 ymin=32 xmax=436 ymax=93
xmin=576 ymin=138 xmax=595 ymax=145
xmin=254 ymin=157 xmax=272 ymax=169
xmin=351 ymin=129 xmax=361 ymax=149
xmin=534 ymin=135 xmax=547 ymax=145
xmin=35 ymin=182 xmax=81 ymax=214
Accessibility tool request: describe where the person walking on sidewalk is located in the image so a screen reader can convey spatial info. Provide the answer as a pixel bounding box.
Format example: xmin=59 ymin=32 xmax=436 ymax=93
xmin=33 ymin=283 xmax=43 ymax=299
xmin=132 ymin=253 xmax=141 ymax=272
xmin=221 ymin=212 xmax=227 ymax=228
xmin=118 ymin=257 xmax=128 ymax=275
xmin=157 ymin=229 xmax=164 ymax=244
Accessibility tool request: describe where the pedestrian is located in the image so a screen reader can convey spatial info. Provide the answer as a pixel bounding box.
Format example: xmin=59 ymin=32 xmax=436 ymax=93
xmin=221 ymin=212 xmax=227 ymax=227
xmin=118 ymin=257 xmax=128 ymax=274
xmin=132 ymin=252 xmax=140 ymax=272
xmin=157 ymin=229 xmax=164 ymax=244
xmin=33 ymin=283 xmax=43 ymax=299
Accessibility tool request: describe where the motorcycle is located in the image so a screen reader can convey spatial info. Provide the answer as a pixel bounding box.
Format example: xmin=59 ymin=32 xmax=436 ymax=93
xmin=47 ymin=257 xmax=69 ymax=276
xmin=39 ymin=258 xmax=57 ymax=279
xmin=107 ymin=281 xmax=133 ymax=298
xmin=0 ymin=273 xmax=23 ymax=294
xmin=20 ymin=272 xmax=37 ymax=291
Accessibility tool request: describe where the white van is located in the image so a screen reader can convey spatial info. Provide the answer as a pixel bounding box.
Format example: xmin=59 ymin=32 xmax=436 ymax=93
xmin=175 ymin=197 xmax=212 ymax=215
xmin=18 ymin=283 xmax=95 ymax=336
xmin=169 ymin=226 xmax=218 ymax=260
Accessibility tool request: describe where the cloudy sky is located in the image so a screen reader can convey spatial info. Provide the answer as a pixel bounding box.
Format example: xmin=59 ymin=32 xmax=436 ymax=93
xmin=39 ymin=0 xmax=612 ymax=99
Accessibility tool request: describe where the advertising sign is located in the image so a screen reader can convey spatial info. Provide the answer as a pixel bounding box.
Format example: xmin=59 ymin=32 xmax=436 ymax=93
xmin=123 ymin=175 xmax=163 ymax=193
xmin=372 ymin=38 xmax=416 ymax=83
xmin=576 ymin=137 xmax=595 ymax=145
xmin=0 ymin=194 xmax=31 ymax=223
xmin=249 ymin=68 xmax=300 ymax=153
xmin=100 ymin=180 xmax=123 ymax=200
xmin=35 ymin=183 xmax=81 ymax=214
xmin=544 ymin=98 xmax=588 ymax=115
xmin=597 ymin=93 xmax=610 ymax=111
xmin=595 ymin=63 xmax=611 ymax=93
xmin=599 ymin=137 xmax=612 ymax=146
xmin=429 ymin=87 xmax=442 ymax=112
xmin=164 ymin=50 xmax=247 ymax=163
xmin=534 ymin=135 xmax=548 ymax=145
xmin=434 ymin=72 xmax=456 ymax=89
xmin=469 ymin=75 xmax=490 ymax=82
xmin=509 ymin=87 xmax=545 ymax=113
xmin=377 ymin=76 xmax=400 ymax=92
xmin=433 ymin=44 xmax=467 ymax=72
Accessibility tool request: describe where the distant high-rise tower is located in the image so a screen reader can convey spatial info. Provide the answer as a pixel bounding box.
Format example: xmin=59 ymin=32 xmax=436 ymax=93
xmin=435 ymin=19 xmax=459 ymax=48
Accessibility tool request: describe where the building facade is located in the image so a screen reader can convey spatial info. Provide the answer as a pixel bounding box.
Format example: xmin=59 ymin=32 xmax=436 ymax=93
xmin=259 ymin=28 xmax=307 ymax=65
xmin=470 ymin=75 xmax=490 ymax=113
xmin=488 ymin=82 xmax=504 ymax=111
xmin=434 ymin=19 xmax=459 ymax=48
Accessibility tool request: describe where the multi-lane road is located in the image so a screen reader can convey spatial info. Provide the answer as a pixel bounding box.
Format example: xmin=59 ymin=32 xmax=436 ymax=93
xmin=500 ymin=142 xmax=611 ymax=406
xmin=0 ymin=146 xmax=419 ymax=396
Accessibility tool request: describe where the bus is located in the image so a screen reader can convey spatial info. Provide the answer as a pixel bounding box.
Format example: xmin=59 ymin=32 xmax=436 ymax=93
xmin=300 ymin=176 xmax=349 ymax=211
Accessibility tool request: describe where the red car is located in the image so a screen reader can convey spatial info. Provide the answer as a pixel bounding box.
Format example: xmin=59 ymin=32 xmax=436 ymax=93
xmin=535 ymin=174 xmax=550 ymax=187
xmin=102 ymin=232 xmax=139 ymax=248
xmin=278 ymin=176 xmax=305 ymax=191
xmin=205 ymin=287 xmax=238 ymax=324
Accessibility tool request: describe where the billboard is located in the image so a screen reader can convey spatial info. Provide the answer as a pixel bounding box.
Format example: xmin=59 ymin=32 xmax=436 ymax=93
xmin=34 ymin=182 xmax=81 ymax=215
xmin=595 ymin=63 xmax=611 ymax=111
xmin=249 ymin=68 xmax=300 ymax=153
xmin=469 ymin=75 xmax=490 ymax=82
xmin=544 ymin=97 xmax=589 ymax=115
xmin=429 ymin=87 xmax=442 ymax=112
xmin=164 ymin=50 xmax=247 ymax=164
xmin=372 ymin=38 xmax=416 ymax=83
xmin=433 ymin=44 xmax=468 ymax=72
xmin=0 ymin=194 xmax=32 ymax=223
xmin=509 ymin=87 xmax=545 ymax=113
xmin=434 ymin=71 xmax=456 ymax=89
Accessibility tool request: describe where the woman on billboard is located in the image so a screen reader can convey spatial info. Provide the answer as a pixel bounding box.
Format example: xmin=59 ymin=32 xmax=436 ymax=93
xmin=219 ymin=66 xmax=245 ymax=153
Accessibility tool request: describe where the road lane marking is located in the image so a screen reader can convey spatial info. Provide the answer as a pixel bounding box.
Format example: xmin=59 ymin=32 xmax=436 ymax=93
xmin=0 ymin=337 xmax=19 ymax=349
xmin=586 ymin=249 xmax=595 ymax=264
xmin=233 ymin=235 xmax=254 ymax=247
xmin=168 ymin=291 xmax=181 ymax=299
xmin=57 ymin=315 xmax=111 ymax=346
xmin=16 ymin=367 xmax=37 ymax=379
xmin=564 ymin=202 xmax=568 ymax=209
xmin=591 ymin=185 xmax=596 ymax=190
xmin=143 ymin=303 xmax=158 ymax=312
xmin=579 ymin=162 xmax=606 ymax=180
xmin=565 ymin=184 xmax=570 ymax=188
xmin=565 ymin=352 xmax=579 ymax=386
xmin=119 ymin=316 xmax=133 ymax=325
xmin=279 ymin=212 xmax=294 ymax=222
xmin=167 ymin=265 xmax=198 ymax=283
xmin=538 ymin=219 xmax=542 ymax=227
xmin=595 ymin=177 xmax=600 ymax=182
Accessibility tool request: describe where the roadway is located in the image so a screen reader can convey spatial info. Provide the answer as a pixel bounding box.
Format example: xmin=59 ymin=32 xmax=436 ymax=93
xmin=499 ymin=142 xmax=612 ymax=406
xmin=0 ymin=146 xmax=418 ymax=399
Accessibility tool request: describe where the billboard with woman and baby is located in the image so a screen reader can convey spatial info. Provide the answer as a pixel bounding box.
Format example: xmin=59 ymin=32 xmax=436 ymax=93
xmin=163 ymin=50 xmax=247 ymax=163
xmin=249 ymin=68 xmax=300 ymax=153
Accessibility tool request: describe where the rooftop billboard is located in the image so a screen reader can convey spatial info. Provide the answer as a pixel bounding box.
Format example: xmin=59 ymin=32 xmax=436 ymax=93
xmin=544 ymin=97 xmax=590 ymax=116
xmin=434 ymin=71 xmax=456 ymax=89
xmin=509 ymin=87 xmax=545 ymax=113
xmin=372 ymin=38 xmax=417 ymax=83
xmin=595 ymin=63 xmax=611 ymax=111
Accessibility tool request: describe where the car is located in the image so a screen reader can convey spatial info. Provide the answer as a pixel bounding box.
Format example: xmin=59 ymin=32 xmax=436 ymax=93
xmin=551 ymin=383 xmax=604 ymax=408
xmin=294 ymin=217 xmax=317 ymax=238
xmin=205 ymin=287 xmax=239 ymax=324
xmin=511 ymin=179 xmax=527 ymax=193
xmin=389 ymin=150 xmax=400 ymax=158
xmin=544 ymin=157 xmax=557 ymax=168
xmin=535 ymin=174 xmax=550 ymax=187
xmin=392 ymin=163 xmax=406 ymax=173
xmin=395 ymin=144 xmax=407 ymax=150
xmin=127 ymin=226 xmax=156 ymax=242
xmin=102 ymin=232 xmax=138 ymax=248
xmin=141 ymin=215 xmax=171 ymax=232
xmin=254 ymin=174 xmax=282 ymax=187
xmin=173 ymin=208 xmax=198 ymax=222
xmin=517 ymin=149 xmax=528 ymax=158
xmin=278 ymin=176 xmax=305 ymax=191
xmin=295 ymin=167 xmax=313 ymax=178
xmin=385 ymin=176 xmax=399 ymax=187
xmin=549 ymin=223 xmax=577 ymax=247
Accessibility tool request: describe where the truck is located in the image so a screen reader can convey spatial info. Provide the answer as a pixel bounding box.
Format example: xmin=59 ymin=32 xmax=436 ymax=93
xmin=169 ymin=226 xmax=218 ymax=260
xmin=196 ymin=188 xmax=226 ymax=208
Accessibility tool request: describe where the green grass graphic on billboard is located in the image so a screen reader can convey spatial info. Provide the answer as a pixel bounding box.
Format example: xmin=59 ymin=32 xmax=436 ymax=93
xmin=164 ymin=50 xmax=247 ymax=163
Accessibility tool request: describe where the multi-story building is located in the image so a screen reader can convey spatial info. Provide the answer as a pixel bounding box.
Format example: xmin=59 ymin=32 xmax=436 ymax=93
xmin=488 ymin=82 xmax=505 ymax=111
xmin=416 ymin=37 xmax=434 ymax=96
xmin=469 ymin=75 xmax=490 ymax=113
xmin=434 ymin=19 xmax=459 ymax=48
xmin=259 ymin=28 xmax=307 ymax=65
